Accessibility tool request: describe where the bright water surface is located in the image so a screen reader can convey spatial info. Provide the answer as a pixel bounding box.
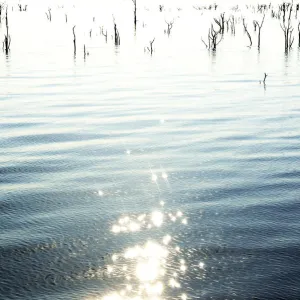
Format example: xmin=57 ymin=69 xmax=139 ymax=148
xmin=1 ymin=1 xmax=300 ymax=299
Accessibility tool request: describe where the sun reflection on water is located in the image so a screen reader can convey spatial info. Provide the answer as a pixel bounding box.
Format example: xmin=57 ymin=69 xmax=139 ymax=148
xmin=100 ymin=202 xmax=193 ymax=299
xmin=111 ymin=209 xmax=186 ymax=234
xmin=88 ymin=168 xmax=203 ymax=300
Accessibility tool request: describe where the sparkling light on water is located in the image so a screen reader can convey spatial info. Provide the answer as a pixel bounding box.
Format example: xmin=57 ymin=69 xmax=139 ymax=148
xmin=151 ymin=211 xmax=164 ymax=227
xmin=100 ymin=161 xmax=194 ymax=299
xmin=151 ymin=174 xmax=158 ymax=182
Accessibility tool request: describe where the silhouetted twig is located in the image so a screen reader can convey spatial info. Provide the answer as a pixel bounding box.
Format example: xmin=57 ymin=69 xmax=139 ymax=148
xmin=165 ymin=20 xmax=174 ymax=35
xmin=132 ymin=0 xmax=137 ymax=29
xmin=280 ymin=3 xmax=294 ymax=52
xmin=3 ymin=7 xmax=11 ymax=54
xmin=113 ymin=19 xmax=120 ymax=45
xmin=72 ymin=26 xmax=76 ymax=56
xmin=254 ymin=13 xmax=265 ymax=49
xmin=263 ymin=73 xmax=268 ymax=84
xmin=298 ymin=21 xmax=300 ymax=47
xmin=242 ymin=18 xmax=252 ymax=47
xmin=45 ymin=8 xmax=51 ymax=21
xmin=147 ymin=38 xmax=155 ymax=55
xmin=0 ymin=4 xmax=3 ymax=24
xmin=214 ymin=13 xmax=225 ymax=34
xmin=101 ymin=27 xmax=108 ymax=42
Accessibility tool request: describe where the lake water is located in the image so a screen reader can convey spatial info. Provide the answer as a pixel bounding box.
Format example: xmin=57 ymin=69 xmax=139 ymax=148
xmin=1 ymin=1 xmax=300 ymax=299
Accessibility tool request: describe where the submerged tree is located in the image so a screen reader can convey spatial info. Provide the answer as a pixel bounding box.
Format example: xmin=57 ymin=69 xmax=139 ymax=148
xmin=201 ymin=23 xmax=223 ymax=51
xmin=214 ymin=13 xmax=225 ymax=34
xmin=165 ymin=20 xmax=174 ymax=35
xmin=3 ymin=7 xmax=11 ymax=54
xmin=72 ymin=26 xmax=76 ymax=56
xmin=242 ymin=18 xmax=252 ymax=47
xmin=254 ymin=13 xmax=265 ymax=49
xmin=147 ymin=38 xmax=155 ymax=55
xmin=113 ymin=20 xmax=120 ymax=45
xmin=84 ymin=45 xmax=89 ymax=60
xmin=0 ymin=4 xmax=3 ymax=24
xmin=229 ymin=15 xmax=236 ymax=35
xmin=280 ymin=3 xmax=294 ymax=52
xmin=45 ymin=8 xmax=51 ymax=21
xmin=132 ymin=0 xmax=137 ymax=29
xmin=298 ymin=21 xmax=300 ymax=47
xmin=101 ymin=27 xmax=108 ymax=43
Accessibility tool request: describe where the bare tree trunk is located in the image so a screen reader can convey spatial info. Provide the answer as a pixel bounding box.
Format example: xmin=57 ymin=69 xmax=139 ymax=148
xmin=281 ymin=4 xmax=294 ymax=52
xmin=242 ymin=18 xmax=252 ymax=47
xmin=72 ymin=26 xmax=76 ymax=56
xmin=114 ymin=22 xmax=120 ymax=45
xmin=254 ymin=14 xmax=265 ymax=49
xmin=147 ymin=38 xmax=155 ymax=55
xmin=0 ymin=4 xmax=2 ymax=24
xmin=3 ymin=8 xmax=11 ymax=54
xmin=298 ymin=22 xmax=300 ymax=47
xmin=132 ymin=0 xmax=137 ymax=29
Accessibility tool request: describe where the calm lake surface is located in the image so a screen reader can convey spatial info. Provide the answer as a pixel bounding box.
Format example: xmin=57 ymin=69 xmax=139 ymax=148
xmin=1 ymin=1 xmax=300 ymax=299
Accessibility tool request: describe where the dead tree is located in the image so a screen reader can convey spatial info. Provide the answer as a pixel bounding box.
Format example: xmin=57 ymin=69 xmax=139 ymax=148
xmin=202 ymin=24 xmax=223 ymax=51
xmin=298 ymin=21 xmax=300 ymax=47
xmin=147 ymin=38 xmax=155 ymax=55
xmin=101 ymin=27 xmax=108 ymax=42
xmin=46 ymin=8 xmax=51 ymax=21
xmin=280 ymin=3 xmax=294 ymax=51
xmin=253 ymin=20 xmax=257 ymax=31
xmin=282 ymin=3 xmax=286 ymax=22
xmin=0 ymin=4 xmax=3 ymax=23
xmin=113 ymin=21 xmax=120 ymax=45
xmin=263 ymin=73 xmax=268 ymax=84
xmin=18 ymin=4 xmax=27 ymax=12
xmin=254 ymin=14 xmax=265 ymax=49
xmin=72 ymin=26 xmax=76 ymax=56
xmin=209 ymin=25 xmax=223 ymax=50
xmin=225 ymin=19 xmax=229 ymax=32
xmin=159 ymin=5 xmax=164 ymax=12
xmin=165 ymin=20 xmax=174 ymax=35
xmin=84 ymin=45 xmax=89 ymax=59
xmin=201 ymin=36 xmax=209 ymax=49
xmin=229 ymin=15 xmax=236 ymax=34
xmin=132 ymin=0 xmax=137 ymax=29
xmin=260 ymin=73 xmax=268 ymax=86
xmin=242 ymin=18 xmax=252 ymax=47
xmin=65 ymin=14 xmax=67 ymax=23
xmin=193 ymin=6 xmax=202 ymax=11
xmin=3 ymin=8 xmax=11 ymax=54
xmin=214 ymin=13 xmax=225 ymax=34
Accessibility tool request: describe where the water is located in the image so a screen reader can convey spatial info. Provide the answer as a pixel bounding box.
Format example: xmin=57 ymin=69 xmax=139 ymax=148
xmin=1 ymin=1 xmax=300 ymax=299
